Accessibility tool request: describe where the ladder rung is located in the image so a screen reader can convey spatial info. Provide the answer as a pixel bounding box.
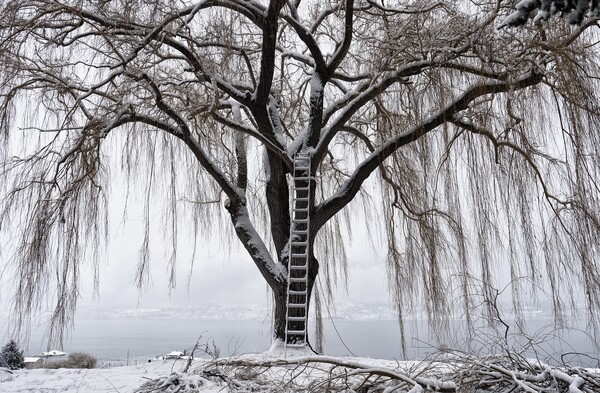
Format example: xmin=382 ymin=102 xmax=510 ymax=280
xmin=294 ymin=208 xmax=309 ymax=213
xmin=291 ymin=241 xmax=308 ymax=246
xmin=288 ymin=290 xmax=306 ymax=295
xmin=286 ymin=330 xmax=306 ymax=335
xmin=285 ymin=343 xmax=306 ymax=349
xmin=294 ymin=177 xmax=312 ymax=181
xmin=290 ymin=265 xmax=307 ymax=270
xmin=294 ymin=197 xmax=309 ymax=202
xmin=291 ymin=253 xmax=307 ymax=258
xmin=287 ymin=317 xmax=306 ymax=322
xmin=292 ymin=219 xmax=308 ymax=223
xmin=294 ymin=187 xmax=310 ymax=191
xmin=288 ymin=304 xmax=306 ymax=308
xmin=292 ymin=229 xmax=308 ymax=235
xmin=290 ymin=277 xmax=306 ymax=282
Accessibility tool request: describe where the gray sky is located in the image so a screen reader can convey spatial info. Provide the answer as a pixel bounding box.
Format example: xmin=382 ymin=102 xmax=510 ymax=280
xmin=0 ymin=202 xmax=392 ymax=315
xmin=0 ymin=124 xmax=392 ymax=323
xmin=84 ymin=223 xmax=391 ymax=309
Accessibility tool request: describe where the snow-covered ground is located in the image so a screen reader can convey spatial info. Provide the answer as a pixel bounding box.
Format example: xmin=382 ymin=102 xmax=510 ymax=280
xmin=0 ymin=352 xmax=453 ymax=393
xmin=2 ymin=348 xmax=598 ymax=393
xmin=0 ymin=355 xmax=414 ymax=392
xmin=0 ymin=359 xmax=188 ymax=392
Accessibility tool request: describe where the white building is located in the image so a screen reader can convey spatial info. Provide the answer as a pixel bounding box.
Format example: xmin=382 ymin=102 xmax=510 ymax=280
xmin=37 ymin=350 xmax=67 ymax=366
xmin=23 ymin=357 xmax=43 ymax=369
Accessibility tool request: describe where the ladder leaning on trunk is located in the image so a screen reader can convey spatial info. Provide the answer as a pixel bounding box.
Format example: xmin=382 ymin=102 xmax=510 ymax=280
xmin=284 ymin=152 xmax=311 ymax=351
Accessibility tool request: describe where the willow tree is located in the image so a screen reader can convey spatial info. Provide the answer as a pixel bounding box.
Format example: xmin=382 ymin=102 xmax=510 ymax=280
xmin=1 ymin=0 xmax=600 ymax=349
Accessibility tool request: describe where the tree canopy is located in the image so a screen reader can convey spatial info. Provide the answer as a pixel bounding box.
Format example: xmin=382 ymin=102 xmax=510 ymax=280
xmin=1 ymin=0 xmax=600 ymax=349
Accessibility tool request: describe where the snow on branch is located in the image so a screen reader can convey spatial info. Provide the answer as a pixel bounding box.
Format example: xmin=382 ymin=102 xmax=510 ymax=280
xmin=211 ymin=106 xmax=291 ymax=166
xmin=327 ymin=0 xmax=355 ymax=75
xmin=78 ymin=6 xmax=254 ymax=107
xmin=227 ymin=203 xmax=286 ymax=285
xmin=279 ymin=15 xmax=328 ymax=74
xmin=364 ymin=0 xmax=449 ymax=16
xmin=255 ymin=0 xmax=286 ymax=104
xmin=500 ymin=0 xmax=600 ymax=27
xmin=316 ymin=60 xmax=431 ymax=157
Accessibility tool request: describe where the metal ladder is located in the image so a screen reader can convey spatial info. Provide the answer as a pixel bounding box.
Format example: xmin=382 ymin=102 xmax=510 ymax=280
xmin=284 ymin=152 xmax=311 ymax=351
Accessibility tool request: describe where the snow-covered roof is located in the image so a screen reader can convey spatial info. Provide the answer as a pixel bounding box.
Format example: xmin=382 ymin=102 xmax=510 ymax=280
xmin=166 ymin=351 xmax=184 ymax=357
xmin=24 ymin=357 xmax=41 ymax=363
xmin=38 ymin=350 xmax=66 ymax=357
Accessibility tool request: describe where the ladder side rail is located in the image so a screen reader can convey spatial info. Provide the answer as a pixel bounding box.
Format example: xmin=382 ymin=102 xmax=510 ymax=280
xmin=285 ymin=153 xmax=311 ymax=354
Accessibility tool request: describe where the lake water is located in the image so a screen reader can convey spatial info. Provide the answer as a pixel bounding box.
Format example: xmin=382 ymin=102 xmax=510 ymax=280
xmin=19 ymin=318 xmax=598 ymax=367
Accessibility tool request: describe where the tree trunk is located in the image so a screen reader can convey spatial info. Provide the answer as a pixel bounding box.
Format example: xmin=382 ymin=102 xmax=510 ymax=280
xmin=272 ymin=284 xmax=287 ymax=342
xmin=272 ymin=255 xmax=319 ymax=344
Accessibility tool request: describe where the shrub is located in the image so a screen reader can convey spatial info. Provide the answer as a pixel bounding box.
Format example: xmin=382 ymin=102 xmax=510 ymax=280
xmin=0 ymin=339 xmax=25 ymax=370
xmin=46 ymin=352 xmax=97 ymax=369
xmin=66 ymin=352 xmax=97 ymax=368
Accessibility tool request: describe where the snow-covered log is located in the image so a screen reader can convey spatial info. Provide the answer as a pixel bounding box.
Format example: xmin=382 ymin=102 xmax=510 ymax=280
xmin=188 ymin=353 xmax=600 ymax=393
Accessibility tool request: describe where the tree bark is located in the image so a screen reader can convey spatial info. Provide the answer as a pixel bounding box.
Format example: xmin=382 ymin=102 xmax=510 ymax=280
xmin=265 ymin=151 xmax=290 ymax=259
xmin=272 ymin=283 xmax=287 ymax=342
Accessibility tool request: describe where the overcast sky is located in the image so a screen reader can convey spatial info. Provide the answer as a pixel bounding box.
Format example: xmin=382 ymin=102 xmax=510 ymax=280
xmin=0 ymin=198 xmax=392 ymax=315
xmin=0 ymin=113 xmax=393 ymax=338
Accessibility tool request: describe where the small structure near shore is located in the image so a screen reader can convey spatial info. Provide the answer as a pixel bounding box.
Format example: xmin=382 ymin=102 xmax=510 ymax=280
xmin=23 ymin=357 xmax=43 ymax=369
xmin=165 ymin=351 xmax=184 ymax=359
xmin=37 ymin=350 xmax=67 ymax=367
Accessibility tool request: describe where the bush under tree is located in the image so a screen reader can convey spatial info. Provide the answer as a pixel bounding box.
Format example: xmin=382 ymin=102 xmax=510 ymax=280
xmin=0 ymin=339 xmax=25 ymax=370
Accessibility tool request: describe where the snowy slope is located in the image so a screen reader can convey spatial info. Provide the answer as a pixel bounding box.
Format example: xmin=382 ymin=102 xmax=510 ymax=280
xmin=0 ymin=360 xmax=191 ymax=392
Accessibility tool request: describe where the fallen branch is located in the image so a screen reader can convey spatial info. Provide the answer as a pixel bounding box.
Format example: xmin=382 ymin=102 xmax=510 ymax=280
xmin=196 ymin=353 xmax=600 ymax=393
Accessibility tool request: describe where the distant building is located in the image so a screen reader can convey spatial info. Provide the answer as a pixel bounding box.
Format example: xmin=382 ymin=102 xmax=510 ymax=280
xmin=23 ymin=357 xmax=43 ymax=369
xmin=165 ymin=351 xmax=184 ymax=359
xmin=38 ymin=350 xmax=67 ymax=357
xmin=37 ymin=350 xmax=67 ymax=367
